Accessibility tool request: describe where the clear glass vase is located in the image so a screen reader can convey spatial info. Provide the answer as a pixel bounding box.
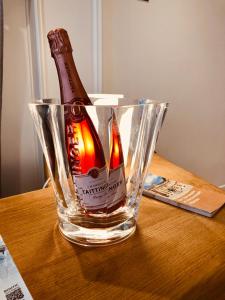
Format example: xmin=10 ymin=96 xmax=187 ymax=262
xmin=29 ymin=99 xmax=168 ymax=247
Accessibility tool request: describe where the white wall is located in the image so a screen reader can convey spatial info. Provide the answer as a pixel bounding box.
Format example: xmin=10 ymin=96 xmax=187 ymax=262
xmin=1 ymin=0 xmax=43 ymax=197
xmin=4 ymin=0 xmax=224 ymax=197
xmin=1 ymin=0 xmax=96 ymax=197
xmin=102 ymin=0 xmax=225 ymax=186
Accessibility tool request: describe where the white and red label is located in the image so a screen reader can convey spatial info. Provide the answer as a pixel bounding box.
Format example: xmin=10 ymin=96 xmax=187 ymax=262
xmin=72 ymin=164 xmax=126 ymax=211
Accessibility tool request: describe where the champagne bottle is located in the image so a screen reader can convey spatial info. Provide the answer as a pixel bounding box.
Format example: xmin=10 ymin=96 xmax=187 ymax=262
xmin=47 ymin=28 xmax=126 ymax=213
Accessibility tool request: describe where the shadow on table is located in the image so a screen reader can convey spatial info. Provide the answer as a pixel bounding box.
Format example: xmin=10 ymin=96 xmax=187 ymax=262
xmin=46 ymin=203 xmax=225 ymax=300
xmin=69 ymin=222 xmax=225 ymax=299
xmin=181 ymin=269 xmax=225 ymax=300
xmin=215 ymin=208 xmax=225 ymax=225
xmin=69 ymin=227 xmax=170 ymax=298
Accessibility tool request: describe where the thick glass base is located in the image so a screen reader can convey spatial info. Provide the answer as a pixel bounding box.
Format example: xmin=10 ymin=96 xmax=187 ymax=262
xmin=58 ymin=217 xmax=136 ymax=247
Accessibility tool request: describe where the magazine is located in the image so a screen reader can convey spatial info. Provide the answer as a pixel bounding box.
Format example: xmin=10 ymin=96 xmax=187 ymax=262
xmin=0 ymin=235 xmax=32 ymax=299
xmin=143 ymin=174 xmax=225 ymax=217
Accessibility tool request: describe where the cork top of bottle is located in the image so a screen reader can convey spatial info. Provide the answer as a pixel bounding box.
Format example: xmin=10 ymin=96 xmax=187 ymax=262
xmin=47 ymin=28 xmax=72 ymax=57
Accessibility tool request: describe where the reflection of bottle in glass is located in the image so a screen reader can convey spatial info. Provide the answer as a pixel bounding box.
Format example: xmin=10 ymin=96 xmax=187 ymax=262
xmin=47 ymin=28 xmax=126 ymax=213
xmin=107 ymin=112 xmax=126 ymax=213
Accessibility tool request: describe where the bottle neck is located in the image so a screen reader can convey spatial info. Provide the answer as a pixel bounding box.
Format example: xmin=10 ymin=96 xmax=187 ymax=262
xmin=53 ymin=52 xmax=92 ymax=105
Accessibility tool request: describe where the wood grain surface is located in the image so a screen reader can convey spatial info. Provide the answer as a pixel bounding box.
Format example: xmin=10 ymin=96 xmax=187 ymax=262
xmin=0 ymin=155 xmax=225 ymax=300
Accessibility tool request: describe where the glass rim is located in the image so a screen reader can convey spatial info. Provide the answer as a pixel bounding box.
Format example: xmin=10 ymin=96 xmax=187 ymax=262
xmin=29 ymin=99 xmax=169 ymax=109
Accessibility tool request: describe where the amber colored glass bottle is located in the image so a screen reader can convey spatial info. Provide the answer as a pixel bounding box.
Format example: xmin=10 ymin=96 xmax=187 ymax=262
xmin=47 ymin=28 xmax=126 ymax=213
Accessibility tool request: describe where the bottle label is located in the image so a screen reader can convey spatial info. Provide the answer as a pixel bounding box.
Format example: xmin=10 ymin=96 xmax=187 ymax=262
xmin=72 ymin=164 xmax=126 ymax=211
xmin=106 ymin=165 xmax=126 ymax=209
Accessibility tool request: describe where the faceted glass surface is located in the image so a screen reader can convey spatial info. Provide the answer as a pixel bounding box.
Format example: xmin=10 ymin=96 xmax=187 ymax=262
xmin=29 ymin=99 xmax=168 ymax=246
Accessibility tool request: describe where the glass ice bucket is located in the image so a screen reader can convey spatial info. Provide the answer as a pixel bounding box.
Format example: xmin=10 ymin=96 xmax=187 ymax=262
xmin=29 ymin=99 xmax=168 ymax=246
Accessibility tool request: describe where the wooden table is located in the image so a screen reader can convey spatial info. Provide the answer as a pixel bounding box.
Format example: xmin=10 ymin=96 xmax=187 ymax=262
xmin=0 ymin=155 xmax=225 ymax=300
